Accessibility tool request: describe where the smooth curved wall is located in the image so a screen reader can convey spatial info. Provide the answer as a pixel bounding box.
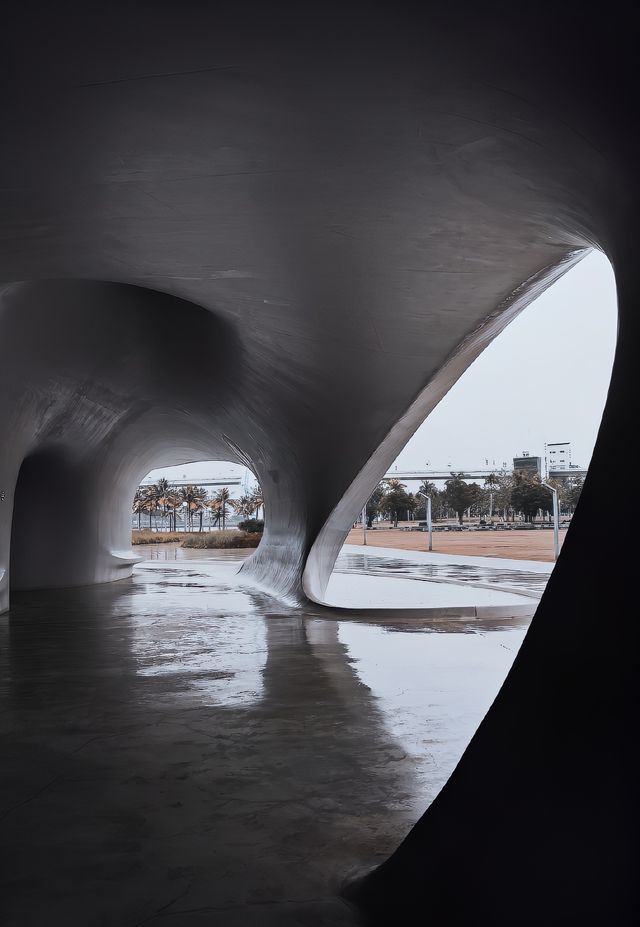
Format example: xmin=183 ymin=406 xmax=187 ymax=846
xmin=2 ymin=2 xmax=624 ymax=614
xmin=0 ymin=281 xmax=245 ymax=606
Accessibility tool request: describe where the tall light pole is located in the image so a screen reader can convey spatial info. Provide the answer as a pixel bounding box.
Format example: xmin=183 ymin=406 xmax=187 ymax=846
xmin=542 ymin=481 xmax=560 ymax=560
xmin=418 ymin=491 xmax=432 ymax=551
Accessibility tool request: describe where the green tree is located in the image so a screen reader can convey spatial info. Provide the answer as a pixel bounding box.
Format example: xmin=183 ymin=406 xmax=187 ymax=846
xmin=413 ymin=481 xmax=442 ymax=520
xmin=510 ymin=473 xmax=552 ymax=523
xmin=492 ymin=470 xmax=515 ymax=521
xmin=380 ymin=478 xmax=416 ymax=527
xmin=365 ymin=483 xmax=386 ymax=527
xmin=545 ymin=476 xmax=583 ymax=519
xmin=558 ymin=476 xmax=584 ymax=515
xmin=565 ymin=477 xmax=584 ymax=514
xmin=444 ymin=473 xmax=482 ymax=525
xmin=418 ymin=480 xmax=438 ymax=499
xmin=238 ymin=518 xmax=264 ymax=534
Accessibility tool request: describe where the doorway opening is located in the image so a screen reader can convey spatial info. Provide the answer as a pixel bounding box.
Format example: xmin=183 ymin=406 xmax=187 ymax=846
xmin=10 ymin=447 xmax=90 ymax=594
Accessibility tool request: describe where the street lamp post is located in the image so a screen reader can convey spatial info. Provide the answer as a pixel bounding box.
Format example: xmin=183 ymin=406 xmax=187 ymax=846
xmin=542 ymin=482 xmax=560 ymax=560
xmin=418 ymin=491 xmax=432 ymax=551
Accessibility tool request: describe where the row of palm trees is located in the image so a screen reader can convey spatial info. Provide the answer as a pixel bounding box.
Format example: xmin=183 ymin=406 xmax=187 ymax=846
xmin=132 ymin=478 xmax=264 ymax=532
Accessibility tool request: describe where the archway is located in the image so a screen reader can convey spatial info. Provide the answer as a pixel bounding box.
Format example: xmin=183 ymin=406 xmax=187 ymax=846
xmin=320 ymin=249 xmax=617 ymax=614
xmin=10 ymin=448 xmax=94 ymax=593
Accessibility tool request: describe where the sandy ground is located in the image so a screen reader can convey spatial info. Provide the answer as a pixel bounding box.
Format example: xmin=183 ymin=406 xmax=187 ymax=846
xmin=345 ymin=524 xmax=567 ymax=562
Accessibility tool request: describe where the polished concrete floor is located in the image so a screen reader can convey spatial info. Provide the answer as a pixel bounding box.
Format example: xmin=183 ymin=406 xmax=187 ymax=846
xmin=0 ymin=551 xmax=531 ymax=925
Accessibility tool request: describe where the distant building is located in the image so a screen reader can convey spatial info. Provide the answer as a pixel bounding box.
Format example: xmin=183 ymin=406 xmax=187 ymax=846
xmin=513 ymin=452 xmax=542 ymax=477
xmin=545 ymin=442 xmax=571 ymax=477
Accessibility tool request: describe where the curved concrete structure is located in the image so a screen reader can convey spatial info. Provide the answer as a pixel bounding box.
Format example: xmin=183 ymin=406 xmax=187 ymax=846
xmin=0 ymin=2 xmax=614 ymax=610
xmin=1 ymin=3 xmax=637 ymax=923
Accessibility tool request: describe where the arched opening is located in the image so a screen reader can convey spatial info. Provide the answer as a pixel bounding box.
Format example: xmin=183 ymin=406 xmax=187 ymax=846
xmin=129 ymin=459 xmax=264 ymax=556
xmin=10 ymin=447 xmax=93 ymax=593
xmin=320 ymin=250 xmax=617 ymax=614
xmin=279 ymin=251 xmax=619 ymax=847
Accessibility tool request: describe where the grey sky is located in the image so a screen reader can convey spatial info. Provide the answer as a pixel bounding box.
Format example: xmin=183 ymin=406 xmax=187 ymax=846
xmin=393 ymin=249 xmax=617 ymax=472
xmin=148 ymin=250 xmax=617 ymax=488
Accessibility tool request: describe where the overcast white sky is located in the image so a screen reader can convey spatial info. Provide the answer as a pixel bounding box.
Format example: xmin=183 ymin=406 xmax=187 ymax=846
xmin=148 ymin=249 xmax=617 ymax=488
xmin=393 ymin=249 xmax=617 ymax=471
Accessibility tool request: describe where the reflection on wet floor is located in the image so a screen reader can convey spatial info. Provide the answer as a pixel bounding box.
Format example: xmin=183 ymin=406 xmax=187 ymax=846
xmin=141 ymin=544 xmax=249 ymax=563
xmin=336 ymin=551 xmax=549 ymax=596
xmin=0 ymin=551 xmax=531 ymax=925
xmin=339 ymin=621 xmax=528 ymax=806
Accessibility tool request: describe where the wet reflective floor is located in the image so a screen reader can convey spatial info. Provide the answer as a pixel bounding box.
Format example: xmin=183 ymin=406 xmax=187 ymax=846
xmin=335 ymin=551 xmax=549 ymax=597
xmin=0 ymin=552 xmax=531 ymax=926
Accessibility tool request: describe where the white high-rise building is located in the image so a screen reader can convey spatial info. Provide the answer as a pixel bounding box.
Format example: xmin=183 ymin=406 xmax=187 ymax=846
xmin=546 ymin=442 xmax=572 ymax=476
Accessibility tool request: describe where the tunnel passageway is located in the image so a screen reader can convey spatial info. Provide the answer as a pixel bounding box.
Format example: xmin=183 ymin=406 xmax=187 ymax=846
xmin=1 ymin=3 xmax=638 ymax=922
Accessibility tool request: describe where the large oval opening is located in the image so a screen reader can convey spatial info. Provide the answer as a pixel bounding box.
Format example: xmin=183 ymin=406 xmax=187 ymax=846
xmin=301 ymin=250 xmax=618 ymax=820
xmin=323 ymin=250 xmax=617 ymax=616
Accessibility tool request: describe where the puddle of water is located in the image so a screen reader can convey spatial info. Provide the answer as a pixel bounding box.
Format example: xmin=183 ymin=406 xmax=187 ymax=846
xmin=338 ymin=620 xmax=527 ymax=808
xmin=131 ymin=612 xmax=268 ymax=706
xmin=335 ymin=551 xmax=548 ymax=595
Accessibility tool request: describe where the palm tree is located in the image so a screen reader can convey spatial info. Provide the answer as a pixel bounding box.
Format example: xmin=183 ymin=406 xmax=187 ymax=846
xmin=143 ymin=478 xmax=171 ymax=531
xmin=249 ymin=483 xmax=264 ymax=519
xmin=382 ymin=477 xmax=407 ymax=493
xmin=153 ymin=478 xmax=174 ymax=531
xmin=232 ymin=494 xmax=257 ymax=518
xmin=206 ymin=497 xmax=221 ymax=530
xmin=483 ymin=473 xmax=501 ymax=520
xmin=179 ymin=484 xmax=208 ymax=532
xmin=141 ymin=487 xmax=159 ymax=530
xmin=214 ymin=486 xmax=231 ymax=529
xmin=132 ymin=489 xmax=146 ymax=530
xmin=164 ymin=488 xmax=181 ymax=532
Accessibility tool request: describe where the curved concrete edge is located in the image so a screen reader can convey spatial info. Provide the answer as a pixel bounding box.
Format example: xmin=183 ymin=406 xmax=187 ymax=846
xmin=305 ymin=602 xmax=537 ymax=622
xmin=302 ymin=249 xmax=587 ymax=605
xmin=109 ymin=550 xmax=143 ymax=567
xmin=0 ymin=551 xmax=141 ymax=613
